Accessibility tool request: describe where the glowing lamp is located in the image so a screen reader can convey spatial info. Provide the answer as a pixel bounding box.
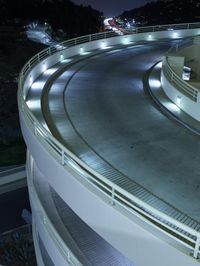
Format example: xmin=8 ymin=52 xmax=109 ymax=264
xmin=177 ymin=95 xmax=181 ymax=105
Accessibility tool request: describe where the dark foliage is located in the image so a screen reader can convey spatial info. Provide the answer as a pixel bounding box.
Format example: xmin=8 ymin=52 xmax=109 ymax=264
xmin=0 ymin=226 xmax=36 ymax=266
xmin=122 ymin=0 xmax=200 ymax=26
xmin=0 ymin=0 xmax=103 ymax=37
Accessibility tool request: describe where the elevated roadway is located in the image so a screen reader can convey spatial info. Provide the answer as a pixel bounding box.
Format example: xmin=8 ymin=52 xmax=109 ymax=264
xmin=19 ymin=24 xmax=200 ymax=265
xmin=27 ymin=40 xmax=200 ymax=223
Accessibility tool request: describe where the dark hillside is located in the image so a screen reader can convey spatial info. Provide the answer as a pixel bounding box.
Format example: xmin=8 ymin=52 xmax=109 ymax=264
xmin=122 ymin=0 xmax=200 ymax=26
xmin=0 ymin=0 xmax=102 ymax=37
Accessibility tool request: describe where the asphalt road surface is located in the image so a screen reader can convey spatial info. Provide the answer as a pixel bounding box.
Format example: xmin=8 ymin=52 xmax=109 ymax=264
xmin=28 ymin=39 xmax=200 ymax=223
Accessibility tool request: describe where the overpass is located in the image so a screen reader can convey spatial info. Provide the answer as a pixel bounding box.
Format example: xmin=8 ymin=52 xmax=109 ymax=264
xmin=18 ymin=23 xmax=200 ymax=265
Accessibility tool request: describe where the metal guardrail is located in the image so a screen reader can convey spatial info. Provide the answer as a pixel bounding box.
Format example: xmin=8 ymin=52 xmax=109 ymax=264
xmin=162 ymin=57 xmax=198 ymax=101
xmin=18 ymin=22 xmax=200 ymax=260
xmin=0 ymin=165 xmax=25 ymax=177
xmin=0 ymin=165 xmax=26 ymax=191
xmin=136 ymin=22 xmax=200 ymax=33
xmin=167 ymin=38 xmax=194 ymax=53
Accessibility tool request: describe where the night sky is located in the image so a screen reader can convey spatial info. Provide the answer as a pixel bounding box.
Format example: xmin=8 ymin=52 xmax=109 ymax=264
xmin=72 ymin=0 xmax=151 ymax=17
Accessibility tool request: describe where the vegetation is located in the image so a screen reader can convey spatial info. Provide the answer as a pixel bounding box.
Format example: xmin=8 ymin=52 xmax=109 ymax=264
xmin=122 ymin=0 xmax=200 ymax=26
xmin=0 ymin=0 xmax=103 ymax=38
xmin=0 ymin=225 xmax=36 ymax=266
xmin=0 ymin=29 xmax=44 ymax=166
xmin=0 ymin=0 xmax=103 ymax=167
xmin=0 ymin=139 xmax=26 ymax=166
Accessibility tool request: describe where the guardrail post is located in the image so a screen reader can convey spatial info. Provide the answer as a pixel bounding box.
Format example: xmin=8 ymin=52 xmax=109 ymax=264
xmin=61 ymin=149 xmax=65 ymax=165
xmin=171 ymin=72 xmax=174 ymax=81
xmin=194 ymin=234 xmax=200 ymax=259
xmin=43 ymin=215 xmax=47 ymax=225
xmin=48 ymin=47 xmax=51 ymax=55
xmin=34 ymin=121 xmax=37 ymax=135
xmin=67 ymin=251 xmax=71 ymax=262
xmin=110 ymin=187 xmax=115 ymax=205
xmin=21 ymin=101 xmax=24 ymax=112
xmin=194 ymin=91 xmax=198 ymax=102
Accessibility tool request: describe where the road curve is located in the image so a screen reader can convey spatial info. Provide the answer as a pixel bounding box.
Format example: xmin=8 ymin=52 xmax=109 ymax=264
xmin=27 ymin=40 xmax=200 ymax=224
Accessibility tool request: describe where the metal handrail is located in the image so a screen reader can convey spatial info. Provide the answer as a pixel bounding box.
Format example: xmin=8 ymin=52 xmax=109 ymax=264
xmin=162 ymin=55 xmax=199 ymax=102
xmin=18 ymin=22 xmax=200 ymax=259
xmin=136 ymin=22 xmax=200 ymax=33
xmin=0 ymin=165 xmax=25 ymax=177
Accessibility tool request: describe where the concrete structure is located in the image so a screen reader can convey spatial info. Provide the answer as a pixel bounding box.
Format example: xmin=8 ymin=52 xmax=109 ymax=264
xmin=18 ymin=23 xmax=200 ymax=265
xmin=161 ymin=36 xmax=200 ymax=121
xmin=0 ymin=165 xmax=26 ymax=194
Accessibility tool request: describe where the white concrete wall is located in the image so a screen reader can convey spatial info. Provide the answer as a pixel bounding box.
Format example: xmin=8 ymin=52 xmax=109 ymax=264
xmin=167 ymin=55 xmax=185 ymax=76
xmin=20 ymin=111 xmax=200 ymax=266
xmin=32 ymin=206 xmax=70 ymax=266
xmin=178 ymin=44 xmax=200 ymax=81
xmin=32 ymin=219 xmax=45 ymax=266
xmin=161 ymin=69 xmax=200 ymax=121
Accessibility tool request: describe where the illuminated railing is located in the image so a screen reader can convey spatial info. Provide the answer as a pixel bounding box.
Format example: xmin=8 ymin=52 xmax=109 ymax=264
xmin=21 ymin=22 xmax=200 ymax=78
xmin=136 ymin=22 xmax=200 ymax=33
xmin=18 ymin=22 xmax=200 ymax=260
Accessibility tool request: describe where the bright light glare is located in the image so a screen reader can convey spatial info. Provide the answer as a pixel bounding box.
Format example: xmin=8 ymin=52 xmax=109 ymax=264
xmin=68 ymin=159 xmax=84 ymax=175
xmin=165 ymin=102 xmax=180 ymax=112
xmin=80 ymin=51 xmax=92 ymax=55
xmin=60 ymin=54 xmax=64 ymax=61
xmin=26 ymin=99 xmax=40 ymax=110
xmin=101 ymin=41 xmax=106 ymax=49
xmin=60 ymin=58 xmax=73 ymax=64
xmin=100 ymin=41 xmax=112 ymax=50
xmin=43 ymin=67 xmax=58 ymax=76
xmin=79 ymin=47 xmax=91 ymax=55
xmin=102 ymin=46 xmax=112 ymax=50
xmin=156 ymin=61 xmax=163 ymax=69
xmin=149 ymin=78 xmax=161 ymax=88
xmin=148 ymin=34 xmax=152 ymax=40
xmin=31 ymin=81 xmax=46 ymax=90
xmin=55 ymin=44 xmax=65 ymax=50
xmin=173 ymin=32 xmax=178 ymax=38
xmin=29 ymin=75 xmax=33 ymax=86
xmin=123 ymin=36 xmax=129 ymax=45
xmin=42 ymin=63 xmax=47 ymax=72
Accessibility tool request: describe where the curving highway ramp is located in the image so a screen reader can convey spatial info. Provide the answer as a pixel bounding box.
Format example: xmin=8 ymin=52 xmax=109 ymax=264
xmin=18 ymin=24 xmax=200 ymax=266
xmin=27 ymin=40 xmax=200 ymax=223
